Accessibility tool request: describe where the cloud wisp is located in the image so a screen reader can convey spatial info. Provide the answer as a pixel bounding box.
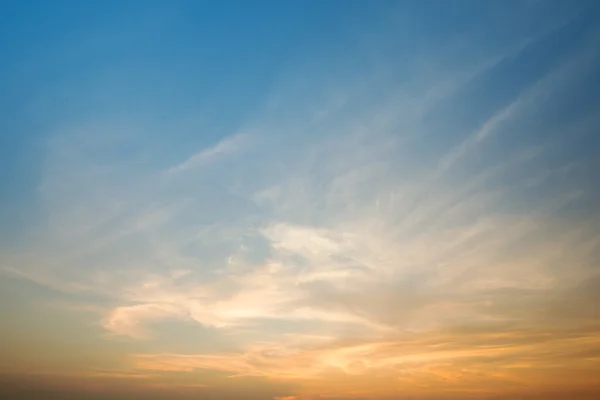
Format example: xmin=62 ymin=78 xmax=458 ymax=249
xmin=164 ymin=132 xmax=249 ymax=176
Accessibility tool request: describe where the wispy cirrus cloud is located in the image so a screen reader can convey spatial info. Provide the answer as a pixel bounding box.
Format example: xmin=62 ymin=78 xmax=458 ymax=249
xmin=164 ymin=132 xmax=249 ymax=176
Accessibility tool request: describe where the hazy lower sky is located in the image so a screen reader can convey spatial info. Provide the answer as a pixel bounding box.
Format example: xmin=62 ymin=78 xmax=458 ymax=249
xmin=1 ymin=1 xmax=600 ymax=399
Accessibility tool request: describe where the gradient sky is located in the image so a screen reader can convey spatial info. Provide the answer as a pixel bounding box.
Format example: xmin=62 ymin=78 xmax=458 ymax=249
xmin=1 ymin=1 xmax=600 ymax=399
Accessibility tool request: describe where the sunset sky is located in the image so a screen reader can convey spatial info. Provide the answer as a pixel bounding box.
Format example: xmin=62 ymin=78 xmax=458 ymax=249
xmin=1 ymin=1 xmax=600 ymax=399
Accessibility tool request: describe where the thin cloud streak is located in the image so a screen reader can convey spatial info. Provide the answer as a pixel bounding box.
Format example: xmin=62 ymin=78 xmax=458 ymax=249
xmin=164 ymin=132 xmax=249 ymax=176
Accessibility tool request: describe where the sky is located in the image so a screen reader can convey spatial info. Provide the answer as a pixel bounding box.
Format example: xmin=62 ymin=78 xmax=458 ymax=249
xmin=1 ymin=0 xmax=600 ymax=399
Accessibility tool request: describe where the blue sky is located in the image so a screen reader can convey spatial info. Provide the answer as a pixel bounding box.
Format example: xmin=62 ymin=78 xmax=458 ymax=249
xmin=1 ymin=1 xmax=600 ymax=399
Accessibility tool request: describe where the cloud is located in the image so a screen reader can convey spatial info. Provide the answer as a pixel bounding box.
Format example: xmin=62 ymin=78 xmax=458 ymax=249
xmin=164 ymin=132 xmax=248 ymax=176
xmin=131 ymin=321 xmax=600 ymax=396
xmin=102 ymin=303 xmax=188 ymax=339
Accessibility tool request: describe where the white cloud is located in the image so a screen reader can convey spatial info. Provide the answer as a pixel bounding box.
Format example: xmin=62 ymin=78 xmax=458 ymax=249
xmin=102 ymin=303 xmax=187 ymax=339
xmin=164 ymin=132 xmax=248 ymax=175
